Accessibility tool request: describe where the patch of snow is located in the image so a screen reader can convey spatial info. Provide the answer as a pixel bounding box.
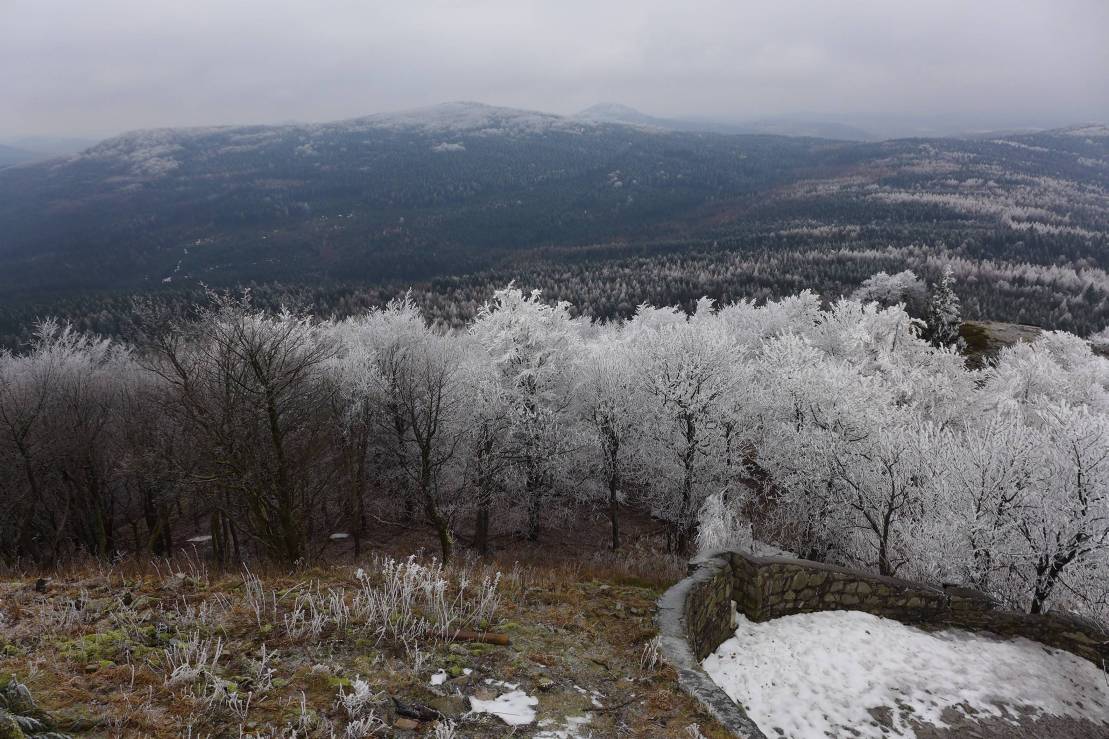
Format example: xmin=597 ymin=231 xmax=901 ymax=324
xmin=430 ymin=670 xmax=448 ymax=686
xmin=328 ymin=532 xmax=350 ymax=540
xmin=468 ymin=689 xmax=538 ymax=726
xmin=432 ymin=142 xmax=466 ymax=152
xmin=990 ymin=139 xmax=1049 ymax=152
xmin=185 ymin=535 xmax=212 ymax=543
xmin=78 ymin=128 xmax=202 ymax=177
xmin=703 ymin=610 xmax=1109 ymax=739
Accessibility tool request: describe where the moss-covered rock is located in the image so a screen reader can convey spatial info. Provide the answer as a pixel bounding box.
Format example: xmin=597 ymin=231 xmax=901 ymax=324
xmin=0 ymin=713 xmax=25 ymax=739
xmin=0 ymin=677 xmax=67 ymax=739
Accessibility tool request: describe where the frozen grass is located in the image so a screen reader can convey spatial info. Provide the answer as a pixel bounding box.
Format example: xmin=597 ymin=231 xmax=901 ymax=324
xmin=703 ymin=610 xmax=1109 ymax=739
xmin=0 ymin=545 xmax=725 ymax=737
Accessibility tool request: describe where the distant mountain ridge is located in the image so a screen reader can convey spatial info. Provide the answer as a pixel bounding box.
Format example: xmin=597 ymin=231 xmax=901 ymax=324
xmin=36 ymin=102 xmax=1109 ymax=162
xmin=0 ymin=101 xmax=1105 ymax=306
xmin=577 ymin=102 xmax=877 ymax=141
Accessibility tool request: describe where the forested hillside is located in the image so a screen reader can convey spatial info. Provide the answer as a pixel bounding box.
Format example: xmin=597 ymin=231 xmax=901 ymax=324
xmin=1 ymin=104 xmax=1106 ymax=346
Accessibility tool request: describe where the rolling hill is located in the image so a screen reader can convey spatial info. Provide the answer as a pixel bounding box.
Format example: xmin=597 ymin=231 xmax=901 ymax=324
xmin=0 ymin=103 xmax=1105 ymax=314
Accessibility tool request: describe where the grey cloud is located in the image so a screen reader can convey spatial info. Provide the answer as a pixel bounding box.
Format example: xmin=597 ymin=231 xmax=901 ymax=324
xmin=1 ymin=0 xmax=1106 ymax=138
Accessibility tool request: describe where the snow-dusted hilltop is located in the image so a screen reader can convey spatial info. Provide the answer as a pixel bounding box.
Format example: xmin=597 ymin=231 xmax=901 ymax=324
xmin=86 ymin=102 xmax=605 ymax=157
xmin=1060 ymin=124 xmax=1109 ymax=139
xmin=575 ymin=103 xmax=672 ymax=130
xmin=68 ymin=102 xmax=618 ymax=177
xmin=337 ymin=101 xmax=597 ymax=136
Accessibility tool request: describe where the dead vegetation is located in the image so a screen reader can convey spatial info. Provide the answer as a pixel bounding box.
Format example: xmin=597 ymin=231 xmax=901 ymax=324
xmin=0 ymin=546 xmax=726 ymax=737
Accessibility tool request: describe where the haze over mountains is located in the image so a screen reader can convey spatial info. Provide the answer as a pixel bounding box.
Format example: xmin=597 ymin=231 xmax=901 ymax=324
xmin=576 ymin=103 xmax=876 ymax=141
xmin=0 ymin=136 xmax=101 ymax=167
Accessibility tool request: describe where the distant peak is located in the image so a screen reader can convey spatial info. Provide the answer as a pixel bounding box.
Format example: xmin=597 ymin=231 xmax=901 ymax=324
xmin=344 ymin=101 xmax=587 ymax=135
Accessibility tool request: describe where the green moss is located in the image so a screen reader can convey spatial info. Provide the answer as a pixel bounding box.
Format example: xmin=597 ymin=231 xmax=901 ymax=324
xmin=55 ymin=629 xmax=130 ymax=664
xmin=0 ymin=713 xmax=25 ymax=739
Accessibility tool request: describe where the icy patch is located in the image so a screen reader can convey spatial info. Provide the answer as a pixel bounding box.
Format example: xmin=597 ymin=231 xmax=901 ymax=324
xmin=703 ymin=610 xmax=1109 ymax=739
xmin=468 ymin=689 xmax=538 ymax=726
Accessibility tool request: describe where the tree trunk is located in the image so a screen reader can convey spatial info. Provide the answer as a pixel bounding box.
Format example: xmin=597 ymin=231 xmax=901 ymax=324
xmin=474 ymin=504 xmax=490 ymax=556
xmin=425 ymin=497 xmax=453 ymax=563
xmin=525 ymin=472 xmax=542 ymax=542
xmin=608 ymin=471 xmax=620 ymax=551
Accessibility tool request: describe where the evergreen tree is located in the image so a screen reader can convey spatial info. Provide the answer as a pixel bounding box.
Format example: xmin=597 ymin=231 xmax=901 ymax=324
xmin=926 ymin=266 xmax=964 ymax=349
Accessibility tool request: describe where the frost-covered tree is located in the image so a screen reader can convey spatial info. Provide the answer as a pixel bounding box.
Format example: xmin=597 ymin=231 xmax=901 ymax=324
xmin=929 ymin=415 xmax=1036 ymax=591
xmin=852 ymin=270 xmax=929 ymax=317
xmin=577 ymin=335 xmax=646 ymax=550
xmin=925 ymin=266 xmax=964 ymax=348
xmin=0 ymin=320 xmax=133 ymax=562
xmin=469 ymin=287 xmax=581 ymax=541
xmin=1017 ymin=405 xmax=1109 ymax=614
xmin=381 ymin=332 xmax=470 ymax=562
xmin=632 ymin=299 xmax=739 ymax=554
xmin=7 ymin=280 xmax=1109 ymax=625
xmin=460 ymin=363 xmax=515 ymax=556
xmin=330 ymin=296 xmax=473 ymax=561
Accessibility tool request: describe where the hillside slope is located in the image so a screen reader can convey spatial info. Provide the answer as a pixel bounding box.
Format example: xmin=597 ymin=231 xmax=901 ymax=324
xmin=0 ymin=103 xmax=1105 ymax=303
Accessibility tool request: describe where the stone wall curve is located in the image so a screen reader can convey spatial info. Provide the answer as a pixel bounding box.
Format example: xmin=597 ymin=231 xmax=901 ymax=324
xmin=655 ymin=550 xmax=1109 ymax=738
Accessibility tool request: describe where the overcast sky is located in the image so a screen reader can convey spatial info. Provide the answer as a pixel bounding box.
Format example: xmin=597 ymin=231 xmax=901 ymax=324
xmin=2 ymin=0 xmax=1107 ymax=139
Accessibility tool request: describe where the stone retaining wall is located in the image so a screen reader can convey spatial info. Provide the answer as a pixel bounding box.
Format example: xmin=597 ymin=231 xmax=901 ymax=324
xmin=656 ymin=550 xmax=1109 ymax=738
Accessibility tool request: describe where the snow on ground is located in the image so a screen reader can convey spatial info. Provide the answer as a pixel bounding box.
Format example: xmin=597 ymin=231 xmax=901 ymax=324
xmin=703 ymin=610 xmax=1109 ymax=739
xmin=429 ymin=667 xmax=471 ymax=687
xmin=467 ymin=689 xmax=538 ymax=726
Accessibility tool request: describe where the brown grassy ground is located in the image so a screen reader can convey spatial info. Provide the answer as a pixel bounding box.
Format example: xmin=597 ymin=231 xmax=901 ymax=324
xmin=0 ymin=516 xmax=730 ymax=738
